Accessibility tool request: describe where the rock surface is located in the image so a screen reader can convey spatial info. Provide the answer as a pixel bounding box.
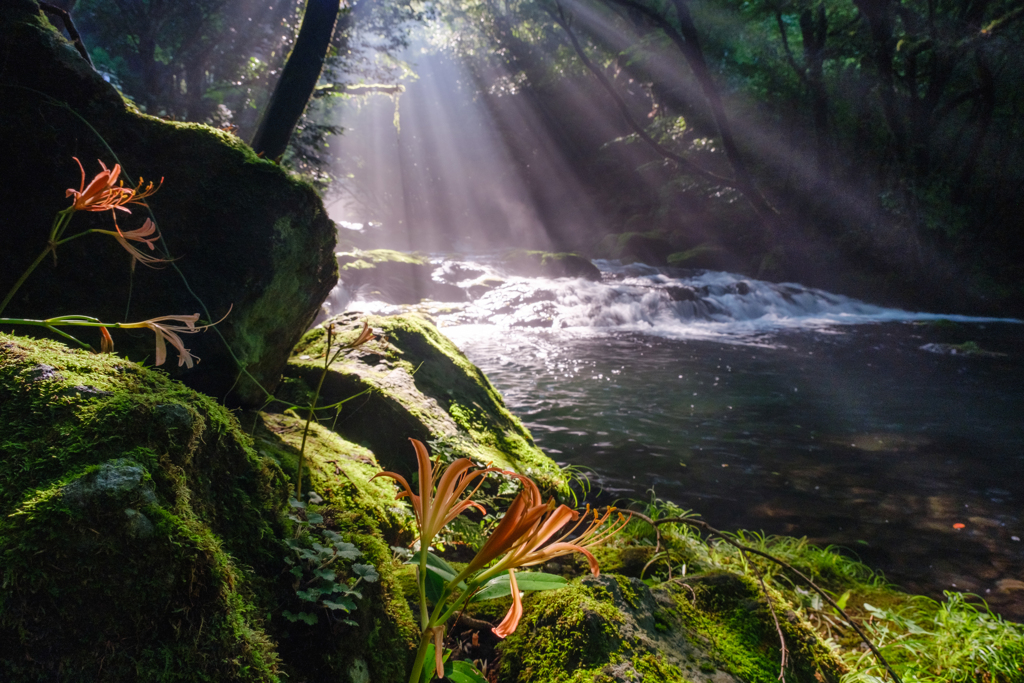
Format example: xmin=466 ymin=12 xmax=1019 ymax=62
xmin=279 ymin=312 xmax=566 ymax=492
xmin=0 ymin=0 xmax=337 ymax=406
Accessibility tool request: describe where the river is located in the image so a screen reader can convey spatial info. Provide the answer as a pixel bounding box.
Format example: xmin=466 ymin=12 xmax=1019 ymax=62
xmin=340 ymin=257 xmax=1024 ymax=619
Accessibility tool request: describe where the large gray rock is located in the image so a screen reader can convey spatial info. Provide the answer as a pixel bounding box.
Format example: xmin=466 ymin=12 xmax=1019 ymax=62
xmin=0 ymin=0 xmax=337 ymax=406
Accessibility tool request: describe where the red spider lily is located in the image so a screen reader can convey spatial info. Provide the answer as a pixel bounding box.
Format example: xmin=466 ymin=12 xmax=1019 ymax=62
xmin=99 ymin=327 xmax=114 ymax=354
xmin=463 ymin=478 xmax=628 ymax=638
xmin=110 ymin=218 xmax=165 ymax=268
xmin=492 ymin=569 xmax=524 ymax=639
xmin=66 ymin=157 xmax=161 ymax=214
xmin=120 ymin=314 xmax=201 ymax=368
xmin=371 ymin=439 xmax=496 ymax=549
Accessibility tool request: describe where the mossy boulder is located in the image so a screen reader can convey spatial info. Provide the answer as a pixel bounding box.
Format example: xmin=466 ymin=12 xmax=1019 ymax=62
xmin=501 ymin=250 xmax=602 ymax=281
xmin=496 ymin=573 xmax=845 ymax=683
xmin=0 ymin=0 xmax=337 ymax=406
xmin=0 ymin=333 xmax=416 ymax=682
xmin=337 ymin=250 xmax=465 ymax=303
xmin=281 ymin=313 xmax=566 ymax=492
xmin=668 ymin=244 xmax=734 ymax=271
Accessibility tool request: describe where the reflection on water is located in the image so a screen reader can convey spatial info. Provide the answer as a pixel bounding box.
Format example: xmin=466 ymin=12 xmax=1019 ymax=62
xmin=444 ymin=323 xmax=1024 ymax=619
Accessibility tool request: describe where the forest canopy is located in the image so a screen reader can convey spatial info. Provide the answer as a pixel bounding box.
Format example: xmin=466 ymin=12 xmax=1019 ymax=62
xmin=60 ymin=0 xmax=1024 ymax=313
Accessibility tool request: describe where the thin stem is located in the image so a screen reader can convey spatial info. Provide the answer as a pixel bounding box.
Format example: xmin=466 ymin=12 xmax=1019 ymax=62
xmin=0 ymin=247 xmax=51 ymax=316
xmin=296 ymin=327 xmax=337 ymax=499
xmin=418 ymin=546 xmax=430 ymax=630
xmin=408 ymin=628 xmax=433 ymax=683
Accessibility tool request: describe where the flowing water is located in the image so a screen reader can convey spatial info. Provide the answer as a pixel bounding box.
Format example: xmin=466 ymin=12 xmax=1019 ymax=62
xmin=341 ymin=257 xmax=1024 ymax=618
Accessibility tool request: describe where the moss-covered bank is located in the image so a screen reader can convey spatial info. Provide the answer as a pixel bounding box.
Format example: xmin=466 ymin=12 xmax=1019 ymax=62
xmin=0 ymin=332 xmax=415 ymax=682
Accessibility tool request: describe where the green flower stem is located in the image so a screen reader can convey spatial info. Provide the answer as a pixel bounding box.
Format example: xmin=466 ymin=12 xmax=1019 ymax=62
xmin=0 ymin=247 xmax=52 ymax=316
xmin=0 ymin=209 xmax=108 ymax=316
xmin=408 ymin=627 xmax=435 ymax=683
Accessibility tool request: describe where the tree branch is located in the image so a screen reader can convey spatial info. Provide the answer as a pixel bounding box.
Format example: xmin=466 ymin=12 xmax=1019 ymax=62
xmin=38 ymin=2 xmax=92 ymax=66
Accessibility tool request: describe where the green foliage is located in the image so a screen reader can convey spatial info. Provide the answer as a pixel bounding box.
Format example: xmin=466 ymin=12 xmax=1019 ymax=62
xmin=281 ymin=496 xmax=380 ymax=626
xmin=841 ymin=594 xmax=1024 ymax=683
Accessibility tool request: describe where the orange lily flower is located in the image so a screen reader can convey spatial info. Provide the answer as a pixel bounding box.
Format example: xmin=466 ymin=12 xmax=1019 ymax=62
xmin=371 ymin=439 xmax=495 ymax=549
xmin=464 ymin=478 xmax=627 ymax=638
xmin=120 ymin=314 xmax=201 ymax=368
xmin=66 ymin=157 xmax=161 ymax=214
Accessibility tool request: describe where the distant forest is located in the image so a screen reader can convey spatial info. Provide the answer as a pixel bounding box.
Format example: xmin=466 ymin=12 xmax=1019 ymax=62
xmin=57 ymin=0 xmax=1024 ymax=313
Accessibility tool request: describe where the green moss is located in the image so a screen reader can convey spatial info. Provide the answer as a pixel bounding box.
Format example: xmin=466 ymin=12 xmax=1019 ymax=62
xmin=0 ymin=333 xmax=419 ymax=681
xmin=658 ymin=572 xmax=845 ymax=683
xmin=497 ymin=578 xmax=631 ymax=682
xmin=337 ymin=249 xmax=429 ymax=267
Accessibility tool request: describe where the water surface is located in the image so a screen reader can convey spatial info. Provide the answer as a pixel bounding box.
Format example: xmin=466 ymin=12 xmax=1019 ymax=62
xmin=345 ymin=258 xmax=1024 ymax=617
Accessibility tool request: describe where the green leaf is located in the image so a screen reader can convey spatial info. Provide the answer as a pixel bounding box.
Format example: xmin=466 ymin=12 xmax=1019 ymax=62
xmin=471 ymin=571 xmax=567 ymax=602
xmin=289 ymin=566 xmax=303 ymax=578
xmin=425 ymin=567 xmax=447 ymax=605
xmin=296 ymin=589 xmax=322 ymax=602
xmin=448 ymin=661 xmax=488 ymax=683
xmin=282 ymin=610 xmax=318 ymax=625
xmin=333 ymin=541 xmax=362 ymax=561
xmin=420 ymin=552 xmax=464 ymax=586
xmin=323 ymin=598 xmax=356 ymax=612
xmin=289 ymin=498 xmax=307 ymax=509
xmin=306 ymin=512 xmax=324 ymax=525
xmin=314 ymin=568 xmax=337 ymax=582
xmin=352 ymin=563 xmax=379 ymax=583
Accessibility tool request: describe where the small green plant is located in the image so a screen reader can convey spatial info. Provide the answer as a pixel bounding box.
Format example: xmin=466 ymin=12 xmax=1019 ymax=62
xmin=281 ymin=494 xmax=379 ymax=626
xmin=285 ymin=321 xmax=375 ymax=499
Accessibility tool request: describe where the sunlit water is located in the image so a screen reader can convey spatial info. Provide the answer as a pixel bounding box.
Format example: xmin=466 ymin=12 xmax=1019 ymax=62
xmin=342 ymin=257 xmax=1024 ymax=618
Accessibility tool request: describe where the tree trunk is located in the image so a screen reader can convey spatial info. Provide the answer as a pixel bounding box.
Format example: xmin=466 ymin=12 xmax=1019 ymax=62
xmin=251 ymin=0 xmax=342 ymax=161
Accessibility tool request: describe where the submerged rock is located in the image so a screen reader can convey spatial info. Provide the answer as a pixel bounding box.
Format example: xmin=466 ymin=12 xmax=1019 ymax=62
xmin=0 ymin=1 xmax=337 ymax=406
xmin=501 ymin=250 xmax=602 ymax=281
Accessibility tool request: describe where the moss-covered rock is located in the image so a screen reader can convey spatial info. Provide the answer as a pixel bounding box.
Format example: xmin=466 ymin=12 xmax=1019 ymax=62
xmin=0 ymin=0 xmax=337 ymax=406
xmin=501 ymin=251 xmax=602 ymax=281
xmin=0 ymin=333 xmax=416 ymax=682
xmin=282 ymin=313 xmax=566 ymax=492
xmin=336 ymin=250 xmax=466 ymax=304
xmin=496 ymin=572 xmax=845 ymax=683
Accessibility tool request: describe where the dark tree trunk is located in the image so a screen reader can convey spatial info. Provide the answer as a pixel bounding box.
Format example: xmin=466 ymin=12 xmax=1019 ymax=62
xmin=251 ymin=0 xmax=341 ymax=161
xmin=799 ymin=4 xmax=830 ymax=181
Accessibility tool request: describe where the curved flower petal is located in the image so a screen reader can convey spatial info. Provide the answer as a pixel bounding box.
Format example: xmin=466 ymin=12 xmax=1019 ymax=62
xmin=493 ymin=569 xmax=523 ymax=639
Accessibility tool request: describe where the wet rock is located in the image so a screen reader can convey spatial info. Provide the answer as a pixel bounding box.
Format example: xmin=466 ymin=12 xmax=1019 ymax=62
xmin=24 ymin=363 xmax=62 ymax=383
xmin=154 ymin=403 xmax=194 ymax=432
xmin=62 ymin=458 xmax=158 ymax=510
xmin=62 ymin=384 xmax=113 ymax=399
xmin=501 ymin=250 xmax=602 ymax=281
xmin=665 ymin=286 xmax=700 ymax=302
xmin=337 ymin=250 xmax=468 ymax=304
